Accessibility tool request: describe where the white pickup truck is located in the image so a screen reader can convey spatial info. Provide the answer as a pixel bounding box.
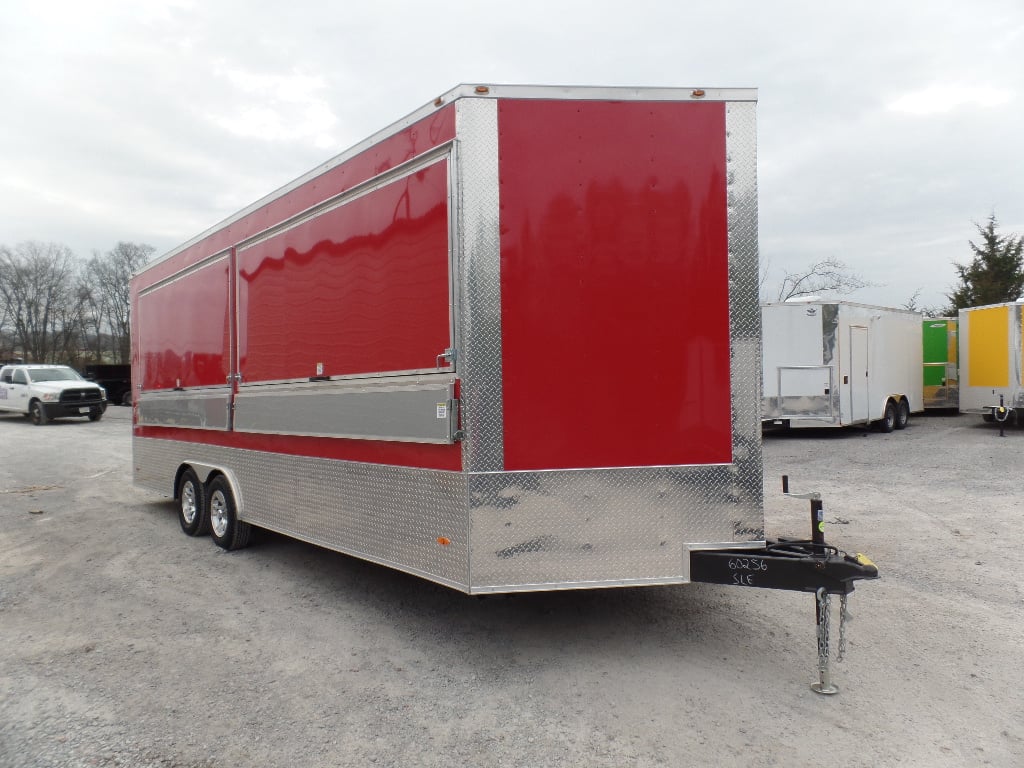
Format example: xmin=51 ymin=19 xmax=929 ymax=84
xmin=0 ymin=364 xmax=108 ymax=425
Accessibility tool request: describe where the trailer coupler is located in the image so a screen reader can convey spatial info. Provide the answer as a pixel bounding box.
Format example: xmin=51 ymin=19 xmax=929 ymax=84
xmin=688 ymin=476 xmax=879 ymax=695
xmin=688 ymin=538 xmax=877 ymax=595
xmin=993 ymin=395 xmax=1014 ymax=436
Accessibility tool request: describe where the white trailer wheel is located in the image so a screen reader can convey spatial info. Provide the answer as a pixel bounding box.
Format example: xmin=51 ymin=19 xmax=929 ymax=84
xmin=894 ymin=399 xmax=910 ymax=430
xmin=876 ymin=400 xmax=896 ymax=433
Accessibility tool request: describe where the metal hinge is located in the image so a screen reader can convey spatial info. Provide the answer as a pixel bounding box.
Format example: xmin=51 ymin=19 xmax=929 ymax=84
xmin=436 ymin=348 xmax=457 ymax=368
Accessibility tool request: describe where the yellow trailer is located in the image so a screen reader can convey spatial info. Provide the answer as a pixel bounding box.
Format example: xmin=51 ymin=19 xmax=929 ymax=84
xmin=958 ymin=301 xmax=1024 ymax=424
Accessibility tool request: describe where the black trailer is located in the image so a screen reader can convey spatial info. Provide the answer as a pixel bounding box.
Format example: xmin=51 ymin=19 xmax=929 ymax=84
xmin=84 ymin=364 xmax=132 ymax=405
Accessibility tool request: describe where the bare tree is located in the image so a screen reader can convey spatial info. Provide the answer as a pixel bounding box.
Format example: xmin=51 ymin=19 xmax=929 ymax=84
xmin=902 ymin=288 xmax=922 ymax=312
xmin=902 ymin=288 xmax=945 ymax=318
xmin=0 ymin=283 xmax=12 ymax=360
xmin=84 ymin=242 xmax=154 ymax=363
xmin=79 ymin=277 xmax=107 ymax=363
xmin=0 ymin=242 xmax=84 ymax=363
xmin=773 ymin=258 xmax=873 ymax=302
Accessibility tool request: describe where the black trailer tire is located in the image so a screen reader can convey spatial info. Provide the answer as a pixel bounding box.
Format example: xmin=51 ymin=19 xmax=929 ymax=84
xmin=121 ymin=391 xmax=132 ymax=406
xmin=177 ymin=469 xmax=208 ymax=536
xmin=207 ymin=476 xmax=252 ymax=551
xmin=876 ymin=400 xmax=896 ymax=433
xmin=88 ymin=407 xmax=103 ymax=422
xmin=29 ymin=400 xmax=48 ymax=426
xmin=894 ymin=398 xmax=910 ymax=430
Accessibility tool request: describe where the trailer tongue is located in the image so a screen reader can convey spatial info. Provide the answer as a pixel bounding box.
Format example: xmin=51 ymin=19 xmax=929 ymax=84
xmin=690 ymin=476 xmax=879 ymax=694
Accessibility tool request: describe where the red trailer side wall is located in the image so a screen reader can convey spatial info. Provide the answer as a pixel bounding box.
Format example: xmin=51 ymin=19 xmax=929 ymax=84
xmin=237 ymin=160 xmax=451 ymax=383
xmin=132 ymin=105 xmax=461 ymax=472
xmin=136 ymin=257 xmax=232 ymax=390
xmin=497 ymin=99 xmax=732 ymax=471
xmin=139 ymin=106 xmax=456 ymax=287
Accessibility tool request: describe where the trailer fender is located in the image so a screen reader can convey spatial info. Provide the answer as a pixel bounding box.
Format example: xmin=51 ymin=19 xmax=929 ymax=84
xmin=174 ymin=462 xmax=246 ymax=519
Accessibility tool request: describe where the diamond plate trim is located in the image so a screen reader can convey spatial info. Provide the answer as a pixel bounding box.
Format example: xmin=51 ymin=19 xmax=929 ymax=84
xmin=455 ymin=97 xmax=503 ymax=473
xmin=725 ymin=101 xmax=765 ymax=544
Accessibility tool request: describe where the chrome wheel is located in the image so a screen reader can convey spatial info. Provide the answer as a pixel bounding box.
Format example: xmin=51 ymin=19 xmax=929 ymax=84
xmin=176 ymin=468 xmax=208 ymax=536
xmin=210 ymin=489 xmax=229 ymax=538
xmin=180 ymin=480 xmax=198 ymax=526
xmin=206 ymin=476 xmax=252 ymax=550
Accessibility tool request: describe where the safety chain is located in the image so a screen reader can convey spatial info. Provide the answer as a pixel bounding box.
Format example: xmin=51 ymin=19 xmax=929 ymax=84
xmin=815 ymin=588 xmax=831 ymax=672
xmin=816 ymin=588 xmax=851 ymax=669
xmin=837 ymin=592 xmax=849 ymax=663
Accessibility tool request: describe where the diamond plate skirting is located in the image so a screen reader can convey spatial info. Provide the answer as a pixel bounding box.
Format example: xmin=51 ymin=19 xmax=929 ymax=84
xmin=468 ymin=465 xmax=762 ymax=591
xmin=135 ymin=437 xmax=762 ymax=593
xmin=134 ymin=437 xmax=472 ymax=590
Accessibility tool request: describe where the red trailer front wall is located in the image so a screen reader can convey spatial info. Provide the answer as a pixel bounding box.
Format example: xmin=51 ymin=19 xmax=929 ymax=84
xmin=498 ymin=99 xmax=732 ymax=470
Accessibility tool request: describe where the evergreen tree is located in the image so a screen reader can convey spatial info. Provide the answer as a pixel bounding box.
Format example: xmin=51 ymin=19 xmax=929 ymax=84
xmin=947 ymin=214 xmax=1024 ymax=311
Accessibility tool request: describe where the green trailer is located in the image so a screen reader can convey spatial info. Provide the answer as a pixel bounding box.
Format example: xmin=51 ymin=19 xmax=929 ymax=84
xmin=922 ymin=318 xmax=958 ymax=409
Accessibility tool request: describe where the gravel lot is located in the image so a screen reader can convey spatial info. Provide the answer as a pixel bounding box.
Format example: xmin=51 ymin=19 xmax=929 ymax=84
xmin=1 ymin=406 xmax=1022 ymax=767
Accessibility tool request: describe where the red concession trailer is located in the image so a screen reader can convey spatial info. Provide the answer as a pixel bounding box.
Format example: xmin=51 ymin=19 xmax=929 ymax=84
xmin=133 ymin=85 xmax=873 ymax=617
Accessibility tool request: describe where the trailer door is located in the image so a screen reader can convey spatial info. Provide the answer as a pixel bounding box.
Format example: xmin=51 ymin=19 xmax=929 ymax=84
xmin=232 ymin=156 xmax=458 ymax=443
xmin=135 ymin=252 xmax=234 ymax=430
xmin=849 ymin=325 xmax=869 ymax=423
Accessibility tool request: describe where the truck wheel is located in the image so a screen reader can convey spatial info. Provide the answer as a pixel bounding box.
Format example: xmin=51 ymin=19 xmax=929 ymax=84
xmin=121 ymin=391 xmax=133 ymax=406
xmin=88 ymin=407 xmax=103 ymax=422
xmin=894 ymin=399 xmax=910 ymax=430
xmin=876 ymin=400 xmax=896 ymax=433
xmin=177 ymin=469 xmax=208 ymax=536
xmin=207 ymin=476 xmax=252 ymax=551
xmin=29 ymin=400 xmax=48 ymax=426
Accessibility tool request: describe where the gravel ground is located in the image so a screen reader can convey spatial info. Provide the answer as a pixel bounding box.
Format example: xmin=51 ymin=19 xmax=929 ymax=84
xmin=1 ymin=406 xmax=1022 ymax=767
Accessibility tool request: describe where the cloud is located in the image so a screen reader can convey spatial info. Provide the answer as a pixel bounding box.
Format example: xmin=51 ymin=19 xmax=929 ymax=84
xmin=1 ymin=0 xmax=1022 ymax=311
xmin=206 ymin=65 xmax=339 ymax=149
xmin=887 ymin=84 xmax=1013 ymax=116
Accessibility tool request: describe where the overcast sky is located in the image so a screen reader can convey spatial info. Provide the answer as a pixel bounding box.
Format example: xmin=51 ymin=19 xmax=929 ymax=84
xmin=2 ymin=0 xmax=1021 ymax=311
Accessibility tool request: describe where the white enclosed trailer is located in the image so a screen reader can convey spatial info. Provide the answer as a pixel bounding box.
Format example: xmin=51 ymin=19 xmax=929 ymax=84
xmin=762 ymin=300 xmax=923 ymax=431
